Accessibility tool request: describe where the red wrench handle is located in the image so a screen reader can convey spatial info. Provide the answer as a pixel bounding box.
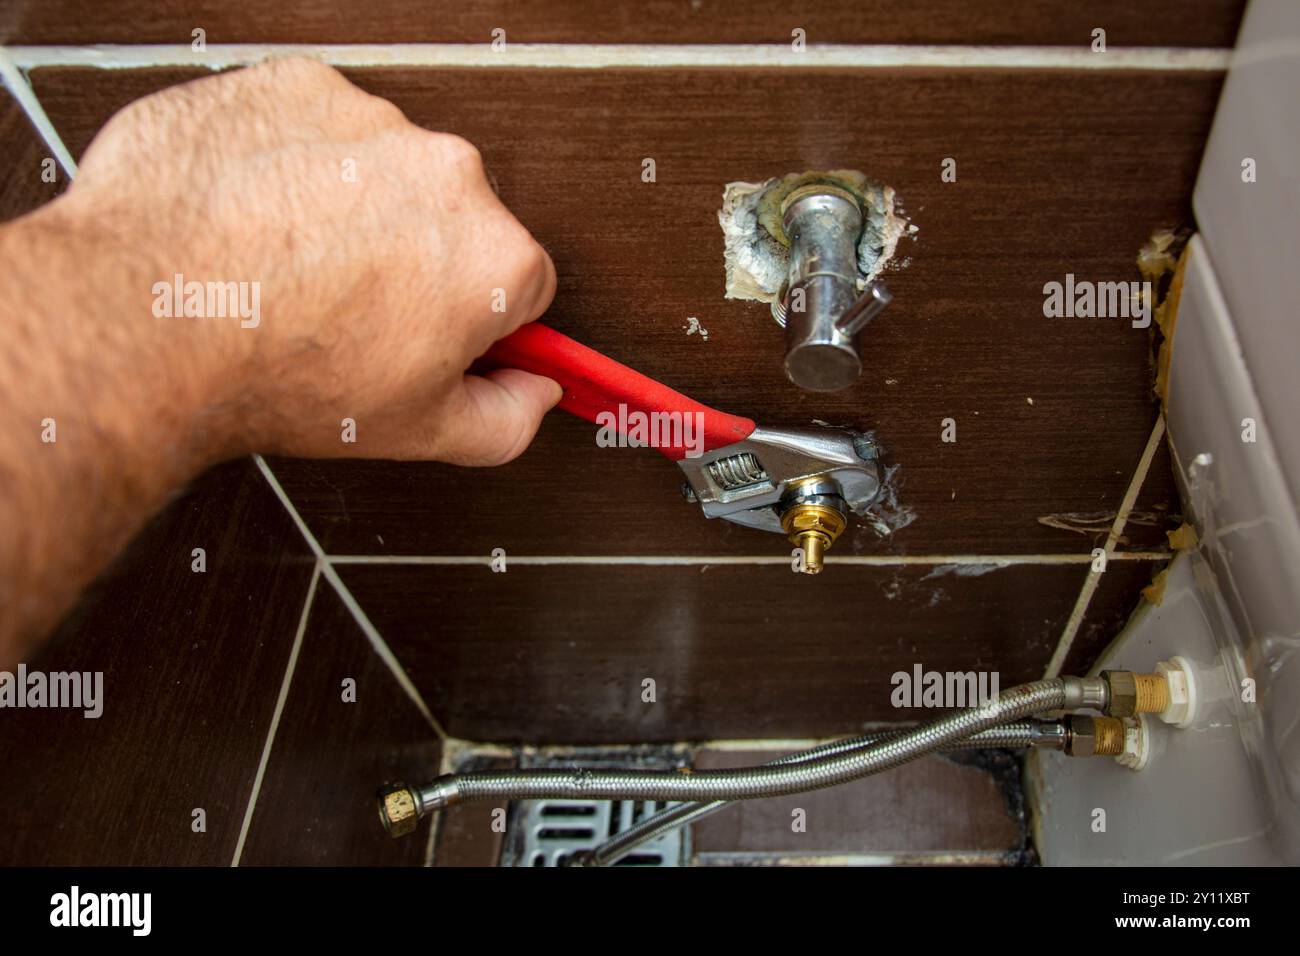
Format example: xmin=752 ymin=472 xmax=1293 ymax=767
xmin=483 ymin=322 xmax=755 ymax=461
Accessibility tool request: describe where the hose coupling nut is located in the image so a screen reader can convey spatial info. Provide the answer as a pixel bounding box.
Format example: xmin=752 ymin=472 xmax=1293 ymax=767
xmin=378 ymin=778 xmax=465 ymax=837
xmin=377 ymin=783 xmax=422 ymax=838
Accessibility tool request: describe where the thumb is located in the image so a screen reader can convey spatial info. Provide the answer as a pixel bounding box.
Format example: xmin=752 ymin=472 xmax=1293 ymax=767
xmin=435 ymin=368 xmax=563 ymax=466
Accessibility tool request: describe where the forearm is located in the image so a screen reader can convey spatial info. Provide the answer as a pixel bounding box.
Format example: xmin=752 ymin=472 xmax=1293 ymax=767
xmin=0 ymin=196 xmax=242 ymax=666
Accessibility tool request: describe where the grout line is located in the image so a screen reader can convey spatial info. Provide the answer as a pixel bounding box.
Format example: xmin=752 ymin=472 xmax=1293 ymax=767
xmin=253 ymin=455 xmax=447 ymax=739
xmin=326 ymin=551 xmax=1170 ymax=567
xmin=1043 ymin=415 xmax=1169 ymax=678
xmin=2 ymin=43 xmax=1231 ymax=72
xmin=232 ymin=561 xmax=321 ymax=867
xmin=253 ymin=454 xmax=327 ymax=558
xmin=319 ymin=559 xmax=447 ymax=738
xmin=0 ymin=47 xmax=78 ymax=177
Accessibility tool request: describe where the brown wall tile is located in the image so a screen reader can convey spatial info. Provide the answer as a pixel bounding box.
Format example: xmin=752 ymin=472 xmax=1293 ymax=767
xmin=291 ymin=64 xmax=1206 ymax=558
xmin=0 ymin=1 xmax=1246 ymax=48
xmin=26 ymin=65 xmax=1212 ymax=559
xmin=0 ymin=459 xmax=315 ymax=865
xmin=691 ymin=747 xmax=1025 ymax=862
xmin=237 ymin=582 xmax=442 ymax=866
xmin=15 ymin=61 xmax=1192 ymax=747
xmin=335 ymin=561 xmax=1103 ymax=742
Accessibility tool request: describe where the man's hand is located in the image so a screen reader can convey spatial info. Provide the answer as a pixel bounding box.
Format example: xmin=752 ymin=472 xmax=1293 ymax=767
xmin=66 ymin=56 xmax=561 ymax=465
xmin=0 ymin=58 xmax=561 ymax=662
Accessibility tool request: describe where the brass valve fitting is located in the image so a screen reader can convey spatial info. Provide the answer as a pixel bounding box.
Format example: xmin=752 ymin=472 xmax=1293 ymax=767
xmin=780 ymin=498 xmax=848 ymax=574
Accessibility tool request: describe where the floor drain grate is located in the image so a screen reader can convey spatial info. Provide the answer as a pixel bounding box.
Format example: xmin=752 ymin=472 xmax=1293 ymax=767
xmin=504 ymin=798 xmax=688 ymax=867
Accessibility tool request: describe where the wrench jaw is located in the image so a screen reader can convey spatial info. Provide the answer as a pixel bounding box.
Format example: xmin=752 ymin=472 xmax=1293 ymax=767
xmin=676 ymin=425 xmax=882 ymax=572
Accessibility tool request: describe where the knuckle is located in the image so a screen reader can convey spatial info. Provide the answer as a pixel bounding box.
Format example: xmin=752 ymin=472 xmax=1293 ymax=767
xmin=437 ymin=132 xmax=484 ymax=170
xmin=516 ymin=235 xmax=553 ymax=290
xmin=401 ymin=131 xmax=485 ymax=184
xmin=361 ymin=92 xmax=407 ymax=126
xmin=490 ymin=230 xmax=553 ymax=321
xmin=500 ymin=218 xmax=540 ymax=259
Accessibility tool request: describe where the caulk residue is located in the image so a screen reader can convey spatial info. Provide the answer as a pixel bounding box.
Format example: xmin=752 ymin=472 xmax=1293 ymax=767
xmin=921 ymin=562 xmax=1007 ymax=581
xmin=719 ymin=169 xmax=915 ymax=324
xmin=863 ymin=462 xmax=917 ymax=538
xmin=683 ymin=316 xmax=709 ymax=340
xmin=840 ymin=431 xmax=916 ymax=540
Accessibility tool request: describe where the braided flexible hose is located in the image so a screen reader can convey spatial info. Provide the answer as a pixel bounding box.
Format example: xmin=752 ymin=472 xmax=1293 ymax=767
xmin=418 ymin=680 xmax=1066 ymax=809
xmin=582 ymin=720 xmax=1056 ymax=866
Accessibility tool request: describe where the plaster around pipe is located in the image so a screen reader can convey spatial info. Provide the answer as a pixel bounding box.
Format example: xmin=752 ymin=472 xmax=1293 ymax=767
xmin=718 ymin=170 xmax=915 ymax=325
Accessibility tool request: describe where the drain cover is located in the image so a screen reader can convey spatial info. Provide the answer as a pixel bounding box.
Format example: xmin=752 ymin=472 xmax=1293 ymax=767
xmin=503 ymin=798 xmax=688 ymax=867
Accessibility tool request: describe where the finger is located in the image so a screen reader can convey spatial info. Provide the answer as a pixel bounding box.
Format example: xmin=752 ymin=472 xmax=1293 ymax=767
xmin=432 ymin=368 xmax=563 ymax=466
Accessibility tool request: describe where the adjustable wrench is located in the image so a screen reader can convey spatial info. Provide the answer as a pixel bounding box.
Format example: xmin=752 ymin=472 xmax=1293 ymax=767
xmin=484 ymin=322 xmax=882 ymax=572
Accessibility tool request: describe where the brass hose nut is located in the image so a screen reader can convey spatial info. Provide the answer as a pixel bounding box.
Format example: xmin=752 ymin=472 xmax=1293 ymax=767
xmin=1101 ymin=670 xmax=1138 ymax=717
xmin=1065 ymin=715 xmax=1097 ymax=756
xmin=781 ymin=501 xmax=848 ymax=575
xmin=1065 ymin=715 xmax=1125 ymax=757
xmin=377 ymin=783 xmax=421 ymax=838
